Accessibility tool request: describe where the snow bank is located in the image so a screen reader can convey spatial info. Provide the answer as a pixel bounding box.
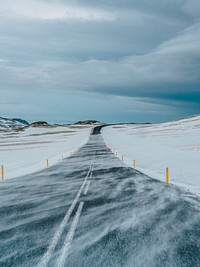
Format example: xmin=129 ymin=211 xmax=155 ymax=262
xmin=0 ymin=125 xmax=92 ymax=179
xmin=102 ymin=115 xmax=200 ymax=195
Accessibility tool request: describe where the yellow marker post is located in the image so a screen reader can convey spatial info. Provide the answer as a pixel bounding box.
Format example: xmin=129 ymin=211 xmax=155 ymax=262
xmin=122 ymin=155 xmax=123 ymax=162
xmin=62 ymin=155 xmax=64 ymax=160
xmin=133 ymin=160 xmax=136 ymax=169
xmin=46 ymin=159 xmax=49 ymax=168
xmin=1 ymin=165 xmax=4 ymax=181
xmin=166 ymin=167 xmax=169 ymax=184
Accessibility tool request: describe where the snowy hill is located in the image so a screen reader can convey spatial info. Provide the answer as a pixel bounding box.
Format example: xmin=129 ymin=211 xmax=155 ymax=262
xmin=74 ymin=120 xmax=102 ymax=125
xmin=0 ymin=117 xmax=29 ymax=130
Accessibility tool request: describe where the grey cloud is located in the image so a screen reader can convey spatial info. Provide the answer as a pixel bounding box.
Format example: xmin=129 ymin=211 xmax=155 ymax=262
xmin=0 ymin=0 xmax=200 ymax=122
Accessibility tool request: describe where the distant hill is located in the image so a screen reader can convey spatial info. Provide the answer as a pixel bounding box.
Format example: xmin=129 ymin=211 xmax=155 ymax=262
xmin=0 ymin=117 xmax=29 ymax=130
xmin=74 ymin=120 xmax=102 ymax=125
xmin=28 ymin=121 xmax=52 ymax=128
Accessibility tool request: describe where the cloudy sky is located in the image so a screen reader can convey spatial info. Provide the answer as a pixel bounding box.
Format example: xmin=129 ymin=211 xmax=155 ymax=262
xmin=0 ymin=0 xmax=200 ymax=123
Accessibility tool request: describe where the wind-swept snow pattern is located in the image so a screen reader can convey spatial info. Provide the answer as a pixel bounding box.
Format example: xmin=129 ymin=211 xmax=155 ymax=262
xmin=102 ymin=115 xmax=200 ymax=194
xmin=38 ymin=169 xmax=91 ymax=267
xmin=0 ymin=127 xmax=200 ymax=266
xmin=56 ymin=201 xmax=84 ymax=267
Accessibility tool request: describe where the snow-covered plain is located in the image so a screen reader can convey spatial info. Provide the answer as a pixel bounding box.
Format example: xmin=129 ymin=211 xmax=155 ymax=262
xmin=102 ymin=115 xmax=200 ymax=195
xmin=0 ymin=125 xmax=92 ymax=179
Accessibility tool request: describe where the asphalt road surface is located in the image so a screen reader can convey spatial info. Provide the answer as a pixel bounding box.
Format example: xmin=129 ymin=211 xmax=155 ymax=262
xmin=1 ymin=126 xmax=200 ymax=267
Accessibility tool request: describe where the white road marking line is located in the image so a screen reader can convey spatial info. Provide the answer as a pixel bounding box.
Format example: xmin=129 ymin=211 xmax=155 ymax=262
xmin=57 ymin=202 xmax=84 ymax=267
xmin=38 ymin=168 xmax=91 ymax=267
xmin=84 ymin=181 xmax=91 ymax=195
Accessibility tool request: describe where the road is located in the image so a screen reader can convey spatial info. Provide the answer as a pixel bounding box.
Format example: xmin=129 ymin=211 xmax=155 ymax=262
xmin=0 ymin=126 xmax=200 ymax=267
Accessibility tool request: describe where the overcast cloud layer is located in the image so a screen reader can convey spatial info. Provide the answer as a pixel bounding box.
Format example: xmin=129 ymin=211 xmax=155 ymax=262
xmin=0 ymin=0 xmax=200 ymax=123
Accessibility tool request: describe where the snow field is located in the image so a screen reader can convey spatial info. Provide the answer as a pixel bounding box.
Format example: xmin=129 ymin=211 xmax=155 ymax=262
xmin=0 ymin=125 xmax=92 ymax=179
xmin=102 ymin=115 xmax=200 ymax=195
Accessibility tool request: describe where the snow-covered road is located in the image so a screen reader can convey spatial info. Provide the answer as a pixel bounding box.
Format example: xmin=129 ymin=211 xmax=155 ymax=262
xmin=0 ymin=126 xmax=200 ymax=267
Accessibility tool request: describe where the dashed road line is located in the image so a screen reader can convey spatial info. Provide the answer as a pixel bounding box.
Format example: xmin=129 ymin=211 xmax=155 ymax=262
xmin=38 ymin=168 xmax=91 ymax=267
xmin=57 ymin=201 xmax=84 ymax=267
xmin=84 ymin=169 xmax=93 ymax=195
xmin=84 ymin=181 xmax=91 ymax=195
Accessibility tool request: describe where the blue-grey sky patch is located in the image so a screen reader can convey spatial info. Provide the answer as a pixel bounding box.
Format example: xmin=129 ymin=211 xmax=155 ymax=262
xmin=0 ymin=0 xmax=200 ymax=123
